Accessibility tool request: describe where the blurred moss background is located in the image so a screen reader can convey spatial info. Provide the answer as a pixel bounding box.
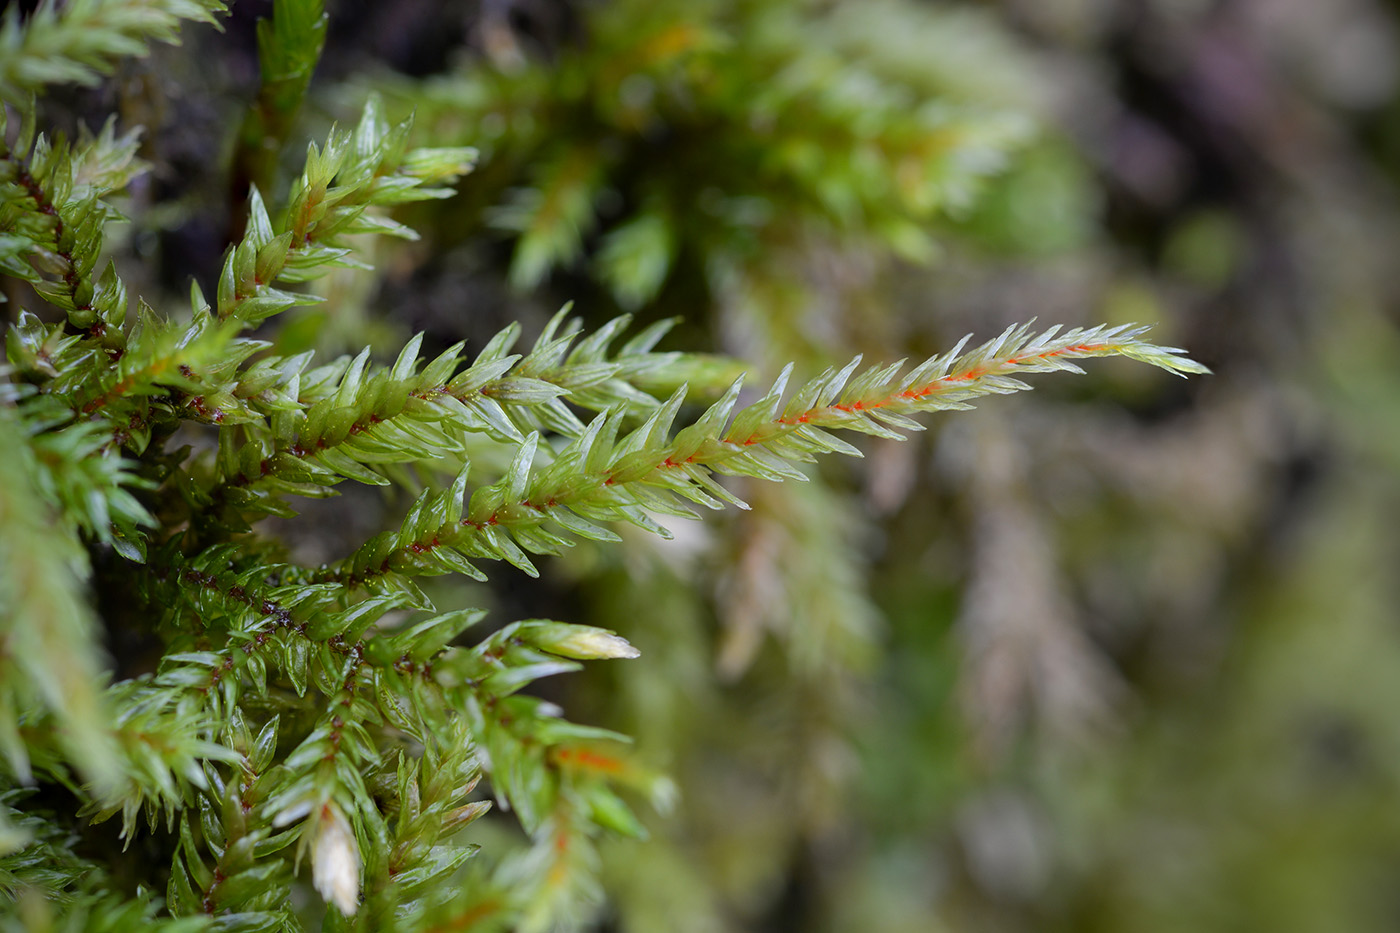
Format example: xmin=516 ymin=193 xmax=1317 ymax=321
xmin=56 ymin=0 xmax=1400 ymax=929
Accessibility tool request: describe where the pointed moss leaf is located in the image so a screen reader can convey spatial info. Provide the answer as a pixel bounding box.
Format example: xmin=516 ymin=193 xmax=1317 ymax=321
xmin=505 ymin=433 xmax=539 ymax=503
xmin=445 ymin=462 xmax=472 ymax=524
xmin=725 ymin=364 xmax=793 ymax=446
xmin=432 ymin=546 xmax=485 ymax=580
xmin=568 ymin=314 xmax=631 ymax=363
xmin=392 ymin=608 xmax=487 ymax=663
xmin=391 ymin=332 xmax=424 ymax=381
xmin=483 ymin=660 xmax=580 ymax=696
xmin=481 ymin=525 xmax=538 ymax=577
xmin=455 ymin=395 xmax=519 ymax=442
xmin=285 ymin=638 xmax=310 ymax=696
xmin=372 ymin=571 xmax=434 ymax=610
xmin=418 ymin=340 xmax=466 ymax=386
xmin=642 ymin=386 xmax=687 ymax=449
xmin=332 ymin=346 xmax=372 ymax=409
xmin=315 ymin=447 xmax=389 ymax=485
xmin=549 ymin=507 xmax=621 ymax=543
xmin=486 ymin=378 xmax=568 ymax=404
xmin=586 ymin=785 xmax=647 ymax=839
xmin=475 ymin=323 xmax=523 ymax=366
xmin=246 ymin=186 xmax=275 ymax=247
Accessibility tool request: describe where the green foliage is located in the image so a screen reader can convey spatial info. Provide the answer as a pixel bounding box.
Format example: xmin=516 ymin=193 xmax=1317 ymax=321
xmin=395 ymin=0 xmax=1044 ymax=325
xmin=1 ymin=788 xmax=208 ymax=933
xmin=0 ymin=2 xmax=1209 ymax=931
xmin=229 ymin=0 xmax=328 ymax=216
xmin=0 ymin=401 xmax=123 ymax=797
xmin=0 ymin=0 xmax=226 ymax=101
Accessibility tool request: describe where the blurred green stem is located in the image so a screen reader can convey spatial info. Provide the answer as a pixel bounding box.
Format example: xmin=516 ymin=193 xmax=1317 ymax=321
xmin=228 ymin=0 xmax=328 ymax=240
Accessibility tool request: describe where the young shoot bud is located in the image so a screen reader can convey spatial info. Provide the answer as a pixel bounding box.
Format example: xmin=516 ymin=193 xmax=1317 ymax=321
xmin=311 ymin=802 xmax=361 ymax=916
xmin=530 ymin=622 xmax=641 ymax=660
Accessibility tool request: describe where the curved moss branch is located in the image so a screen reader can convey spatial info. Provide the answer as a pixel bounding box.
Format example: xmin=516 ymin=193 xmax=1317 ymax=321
xmin=0 ymin=0 xmax=226 ymax=100
xmin=326 ymin=322 xmax=1207 ymax=589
